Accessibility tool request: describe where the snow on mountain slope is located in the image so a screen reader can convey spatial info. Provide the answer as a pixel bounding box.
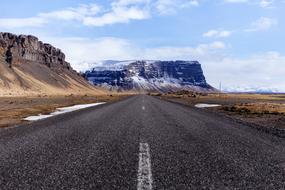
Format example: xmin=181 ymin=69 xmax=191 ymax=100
xmin=85 ymin=60 xmax=216 ymax=93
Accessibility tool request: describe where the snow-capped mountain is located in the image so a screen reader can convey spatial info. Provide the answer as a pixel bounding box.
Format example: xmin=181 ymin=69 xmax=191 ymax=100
xmin=223 ymin=86 xmax=282 ymax=93
xmin=84 ymin=60 xmax=215 ymax=92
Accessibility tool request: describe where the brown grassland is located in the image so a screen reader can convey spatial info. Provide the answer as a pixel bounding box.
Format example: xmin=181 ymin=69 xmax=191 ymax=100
xmin=158 ymin=92 xmax=285 ymax=130
xmin=0 ymin=94 xmax=131 ymax=128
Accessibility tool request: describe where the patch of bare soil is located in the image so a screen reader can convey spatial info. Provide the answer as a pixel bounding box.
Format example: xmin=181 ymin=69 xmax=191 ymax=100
xmin=0 ymin=94 xmax=130 ymax=128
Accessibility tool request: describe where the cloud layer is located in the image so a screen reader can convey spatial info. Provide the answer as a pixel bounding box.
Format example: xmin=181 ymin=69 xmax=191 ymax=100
xmin=0 ymin=0 xmax=199 ymax=28
xmin=203 ymin=30 xmax=233 ymax=38
xmin=245 ymin=17 xmax=278 ymax=32
xmin=224 ymin=0 xmax=275 ymax=8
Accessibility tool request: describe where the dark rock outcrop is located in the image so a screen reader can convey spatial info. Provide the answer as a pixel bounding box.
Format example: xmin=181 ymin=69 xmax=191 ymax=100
xmin=0 ymin=32 xmax=71 ymax=70
xmin=0 ymin=32 xmax=102 ymax=96
xmin=85 ymin=60 xmax=214 ymax=92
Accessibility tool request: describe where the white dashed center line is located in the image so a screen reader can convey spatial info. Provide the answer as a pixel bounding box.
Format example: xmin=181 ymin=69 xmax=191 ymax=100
xmin=137 ymin=143 xmax=153 ymax=190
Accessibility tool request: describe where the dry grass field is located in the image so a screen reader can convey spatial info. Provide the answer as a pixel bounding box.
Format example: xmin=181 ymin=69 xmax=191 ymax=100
xmin=160 ymin=92 xmax=285 ymax=129
xmin=0 ymin=94 xmax=130 ymax=128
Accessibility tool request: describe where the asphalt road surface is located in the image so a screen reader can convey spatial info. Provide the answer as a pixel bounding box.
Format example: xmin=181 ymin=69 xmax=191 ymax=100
xmin=1 ymin=95 xmax=285 ymax=189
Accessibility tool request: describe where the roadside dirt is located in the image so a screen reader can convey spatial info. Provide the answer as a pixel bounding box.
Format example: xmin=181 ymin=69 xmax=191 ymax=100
xmin=160 ymin=93 xmax=285 ymax=130
xmin=0 ymin=94 xmax=130 ymax=128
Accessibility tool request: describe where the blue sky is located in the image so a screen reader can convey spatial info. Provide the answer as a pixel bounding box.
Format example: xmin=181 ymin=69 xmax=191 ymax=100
xmin=1 ymin=0 xmax=285 ymax=91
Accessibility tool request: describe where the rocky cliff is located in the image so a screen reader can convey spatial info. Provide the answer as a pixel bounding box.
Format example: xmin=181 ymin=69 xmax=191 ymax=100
xmin=0 ymin=32 xmax=104 ymax=96
xmin=85 ymin=60 xmax=215 ymax=92
xmin=0 ymin=32 xmax=72 ymax=70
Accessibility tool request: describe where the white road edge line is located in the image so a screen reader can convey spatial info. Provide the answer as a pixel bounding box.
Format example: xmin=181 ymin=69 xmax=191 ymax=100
xmin=137 ymin=143 xmax=153 ymax=190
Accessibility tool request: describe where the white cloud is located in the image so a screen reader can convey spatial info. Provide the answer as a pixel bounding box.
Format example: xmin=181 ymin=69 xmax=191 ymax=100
xmin=224 ymin=0 xmax=276 ymax=8
xmin=83 ymin=6 xmax=150 ymax=26
xmin=155 ymin=0 xmax=200 ymax=15
xmin=39 ymin=4 xmax=102 ymax=21
xmin=205 ymin=51 xmax=285 ymax=92
xmin=0 ymin=4 xmax=103 ymax=28
xmin=224 ymin=0 xmax=248 ymax=3
xmin=113 ymin=0 xmax=151 ymax=6
xmin=0 ymin=0 xmax=200 ymax=28
xmin=203 ymin=18 xmax=277 ymax=36
xmin=203 ymin=30 xmax=233 ymax=38
xmin=82 ymin=0 xmax=151 ymax=26
xmin=259 ymin=0 xmax=275 ymax=8
xmin=0 ymin=2 xmax=151 ymax=28
xmin=246 ymin=17 xmax=278 ymax=32
xmin=0 ymin=17 xmax=47 ymax=28
xmin=141 ymin=41 xmax=226 ymax=61
xmin=43 ymin=37 xmax=137 ymax=71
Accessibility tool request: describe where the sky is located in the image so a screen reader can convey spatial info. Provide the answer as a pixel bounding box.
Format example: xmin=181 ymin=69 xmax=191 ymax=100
xmin=0 ymin=0 xmax=285 ymax=92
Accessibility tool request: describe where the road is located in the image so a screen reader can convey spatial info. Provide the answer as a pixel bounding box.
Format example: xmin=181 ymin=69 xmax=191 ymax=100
xmin=0 ymin=95 xmax=285 ymax=189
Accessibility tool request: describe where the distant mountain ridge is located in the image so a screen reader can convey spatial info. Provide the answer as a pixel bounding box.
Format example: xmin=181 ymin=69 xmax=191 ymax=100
xmin=223 ymin=86 xmax=283 ymax=93
xmin=85 ymin=60 xmax=215 ymax=92
xmin=0 ymin=32 xmax=104 ymax=96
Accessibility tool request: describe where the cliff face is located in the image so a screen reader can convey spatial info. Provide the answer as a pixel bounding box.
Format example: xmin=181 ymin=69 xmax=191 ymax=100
xmin=85 ymin=60 xmax=214 ymax=92
xmin=0 ymin=32 xmax=71 ymax=70
xmin=0 ymin=32 xmax=104 ymax=96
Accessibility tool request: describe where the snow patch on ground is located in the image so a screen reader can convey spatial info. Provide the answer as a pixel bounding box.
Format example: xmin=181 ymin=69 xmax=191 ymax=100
xmin=24 ymin=102 xmax=106 ymax=121
xmin=195 ymin=103 xmax=221 ymax=108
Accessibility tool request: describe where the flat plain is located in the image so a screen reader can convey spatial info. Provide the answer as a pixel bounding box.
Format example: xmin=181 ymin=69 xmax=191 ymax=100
xmin=160 ymin=92 xmax=285 ymax=130
xmin=0 ymin=94 xmax=129 ymax=128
